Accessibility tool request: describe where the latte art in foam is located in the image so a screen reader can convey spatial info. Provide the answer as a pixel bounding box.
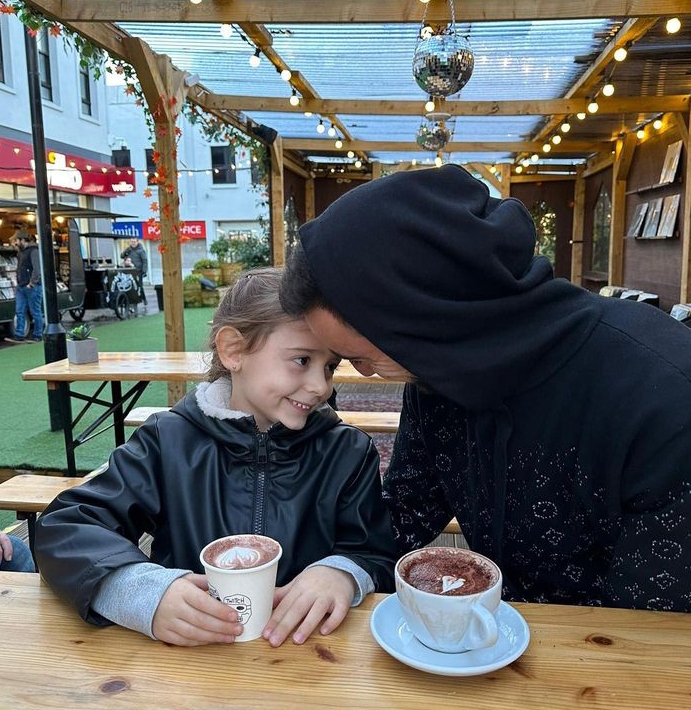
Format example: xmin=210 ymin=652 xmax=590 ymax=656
xmin=215 ymin=546 xmax=263 ymax=569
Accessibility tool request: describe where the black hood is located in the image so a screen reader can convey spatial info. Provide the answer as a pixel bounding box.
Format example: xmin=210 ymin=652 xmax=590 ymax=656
xmin=300 ymin=164 xmax=602 ymax=409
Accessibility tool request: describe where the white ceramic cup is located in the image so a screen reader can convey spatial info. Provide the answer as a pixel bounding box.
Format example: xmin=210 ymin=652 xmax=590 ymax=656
xmin=395 ymin=547 xmax=502 ymax=654
xmin=199 ymin=534 xmax=282 ymax=642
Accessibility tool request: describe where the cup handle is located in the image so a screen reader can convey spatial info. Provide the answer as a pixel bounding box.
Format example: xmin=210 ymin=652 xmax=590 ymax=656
xmin=465 ymin=603 xmax=499 ymax=650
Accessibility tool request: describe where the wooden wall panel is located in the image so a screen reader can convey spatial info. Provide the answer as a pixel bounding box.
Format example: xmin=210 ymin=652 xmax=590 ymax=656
xmin=284 ymin=167 xmax=307 ymax=225
xmin=314 ymin=177 xmax=365 ymax=217
xmin=582 ymin=166 xmax=613 ymax=293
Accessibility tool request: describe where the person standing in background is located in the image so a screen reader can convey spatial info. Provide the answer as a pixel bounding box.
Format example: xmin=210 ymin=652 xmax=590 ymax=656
xmin=121 ymin=237 xmax=148 ymax=307
xmin=5 ymin=232 xmax=44 ymax=344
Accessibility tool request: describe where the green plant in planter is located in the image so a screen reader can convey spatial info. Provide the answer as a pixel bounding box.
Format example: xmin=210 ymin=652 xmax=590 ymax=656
xmin=227 ymin=235 xmax=270 ymax=269
xmin=209 ymin=237 xmax=231 ymax=264
xmin=193 ymin=258 xmax=220 ymax=271
xmin=183 ymin=272 xmax=204 ymax=285
xmin=66 ymin=323 xmax=98 ymax=364
xmin=67 ymin=324 xmax=94 ymax=341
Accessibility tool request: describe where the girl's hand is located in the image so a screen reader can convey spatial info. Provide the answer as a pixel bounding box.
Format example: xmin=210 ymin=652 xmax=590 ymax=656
xmin=0 ymin=531 xmax=14 ymax=562
xmin=152 ymin=573 xmax=244 ymax=646
xmin=262 ymin=566 xmax=356 ymax=647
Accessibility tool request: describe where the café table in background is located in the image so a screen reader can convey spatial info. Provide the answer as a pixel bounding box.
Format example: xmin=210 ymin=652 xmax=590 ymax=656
xmin=22 ymin=352 xmax=394 ymax=476
xmin=1 ymin=572 xmax=689 ymax=709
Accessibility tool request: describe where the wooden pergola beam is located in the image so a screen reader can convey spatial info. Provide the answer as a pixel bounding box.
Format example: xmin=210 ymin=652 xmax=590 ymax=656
xmin=206 ymin=95 xmax=690 ymax=117
xmin=283 ymin=139 xmax=609 ymax=153
xmin=528 ymin=18 xmax=659 ymax=145
xmin=44 ymin=0 xmax=691 ymax=23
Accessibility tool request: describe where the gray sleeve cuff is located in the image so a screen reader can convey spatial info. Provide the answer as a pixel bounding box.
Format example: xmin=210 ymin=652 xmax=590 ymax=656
xmin=91 ymin=562 xmax=191 ymax=639
xmin=306 ymin=555 xmax=374 ymax=606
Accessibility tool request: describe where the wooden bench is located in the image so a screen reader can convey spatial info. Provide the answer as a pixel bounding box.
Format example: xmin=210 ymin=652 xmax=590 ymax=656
xmin=0 ymin=465 xmax=106 ymax=554
xmin=124 ymin=406 xmax=401 ymax=434
xmin=1 ymin=474 xmax=462 ymax=553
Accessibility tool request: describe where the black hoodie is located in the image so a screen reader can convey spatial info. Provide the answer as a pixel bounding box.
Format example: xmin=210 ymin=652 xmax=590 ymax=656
xmin=299 ymin=165 xmax=691 ymax=611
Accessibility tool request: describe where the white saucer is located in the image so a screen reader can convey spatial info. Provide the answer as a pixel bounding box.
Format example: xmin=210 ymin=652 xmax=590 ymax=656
xmin=370 ymin=595 xmax=530 ymax=677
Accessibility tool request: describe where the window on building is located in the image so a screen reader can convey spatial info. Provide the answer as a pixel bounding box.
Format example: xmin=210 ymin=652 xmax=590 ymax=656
xmin=591 ymin=185 xmax=611 ymax=274
xmin=144 ymin=148 xmax=157 ymax=186
xmin=79 ymin=65 xmax=92 ymax=116
xmin=37 ymin=30 xmax=53 ymax=102
xmin=530 ymin=200 xmax=557 ymax=266
xmin=112 ymin=148 xmax=131 ymax=167
xmin=211 ymin=146 xmax=236 ymax=185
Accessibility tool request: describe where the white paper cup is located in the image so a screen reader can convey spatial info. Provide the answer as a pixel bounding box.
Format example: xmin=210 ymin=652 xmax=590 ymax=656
xmin=200 ymin=534 xmax=282 ymax=642
xmin=395 ymin=547 xmax=502 ymax=653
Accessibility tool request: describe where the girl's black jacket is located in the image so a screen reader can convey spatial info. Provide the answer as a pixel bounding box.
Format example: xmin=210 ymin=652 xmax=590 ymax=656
xmin=34 ymin=386 xmax=397 ymax=624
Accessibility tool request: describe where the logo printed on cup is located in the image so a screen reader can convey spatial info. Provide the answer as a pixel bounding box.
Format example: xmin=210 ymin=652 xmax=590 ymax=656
xmin=200 ymin=534 xmax=282 ymax=642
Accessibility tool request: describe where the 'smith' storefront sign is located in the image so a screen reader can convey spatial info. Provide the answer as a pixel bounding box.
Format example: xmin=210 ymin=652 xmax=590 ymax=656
xmin=112 ymin=221 xmax=207 ymax=240
xmin=0 ymin=139 xmax=136 ymax=198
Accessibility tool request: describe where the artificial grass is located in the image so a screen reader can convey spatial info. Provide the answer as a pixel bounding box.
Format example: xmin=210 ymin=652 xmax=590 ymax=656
xmin=0 ymin=308 xmax=216 ymax=474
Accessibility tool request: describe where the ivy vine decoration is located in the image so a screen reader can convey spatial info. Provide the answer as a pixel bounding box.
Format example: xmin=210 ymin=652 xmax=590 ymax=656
xmin=0 ymin=1 xmax=106 ymax=79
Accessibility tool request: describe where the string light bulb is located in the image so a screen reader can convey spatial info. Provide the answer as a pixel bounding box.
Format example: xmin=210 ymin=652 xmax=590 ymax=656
xmin=316 ymin=119 xmax=325 ymax=134
xmin=587 ymin=99 xmax=599 ymax=114
xmin=435 ymin=154 xmax=443 ymax=168
xmin=531 ymin=153 xmax=539 ymax=162
xmin=249 ymin=48 xmax=261 ymax=68
xmin=552 ymin=134 xmax=562 ymax=145
xmin=636 ymin=128 xmax=645 ymax=139
xmin=515 ymin=165 xmax=523 ymax=174
xmin=189 ymin=0 xmax=202 ymax=4
xmin=653 ymin=118 xmax=663 ymax=130
xmin=666 ymin=17 xmax=681 ymax=34
xmin=280 ymin=69 xmax=292 ymax=82
xmin=289 ymin=89 xmax=300 ymax=107
xmin=347 ymin=150 xmax=355 ymax=158
xmin=425 ymin=97 xmax=435 ymax=112
xmin=354 ymin=159 xmax=362 ymax=168
xmin=219 ymin=24 xmax=233 ymax=38
xmin=613 ymin=46 xmax=628 ymax=62
xmin=334 ymin=138 xmax=343 ymax=149
xmin=560 ymin=121 xmax=571 ymax=133
xmin=327 ymin=124 xmax=337 ymax=137
xmin=304 ymin=111 xmax=313 ymax=117
xmin=576 ymin=111 xmax=587 ymax=120
xmin=602 ymin=82 xmax=615 ymax=97
xmin=542 ymin=143 xmax=551 ymax=153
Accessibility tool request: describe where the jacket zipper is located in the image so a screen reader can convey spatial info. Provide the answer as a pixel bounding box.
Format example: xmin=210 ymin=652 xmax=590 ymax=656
xmin=252 ymin=432 xmax=268 ymax=534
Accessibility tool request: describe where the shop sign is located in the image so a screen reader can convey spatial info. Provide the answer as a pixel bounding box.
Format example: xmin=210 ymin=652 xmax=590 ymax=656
xmin=111 ymin=220 xmax=206 ymax=240
xmin=0 ymin=140 xmax=136 ymax=198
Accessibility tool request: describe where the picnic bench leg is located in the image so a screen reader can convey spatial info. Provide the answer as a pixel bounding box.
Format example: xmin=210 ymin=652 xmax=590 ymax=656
xmin=17 ymin=512 xmax=38 ymax=565
xmin=56 ymin=382 xmax=77 ymax=477
xmin=111 ymin=381 xmax=126 ymax=446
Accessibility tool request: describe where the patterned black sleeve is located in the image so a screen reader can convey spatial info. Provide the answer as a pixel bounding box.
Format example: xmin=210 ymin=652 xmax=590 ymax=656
xmin=382 ymin=384 xmax=455 ymax=554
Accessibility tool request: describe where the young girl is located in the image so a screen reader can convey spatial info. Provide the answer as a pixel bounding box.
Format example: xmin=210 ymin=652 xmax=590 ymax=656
xmin=35 ymin=267 xmax=396 ymax=647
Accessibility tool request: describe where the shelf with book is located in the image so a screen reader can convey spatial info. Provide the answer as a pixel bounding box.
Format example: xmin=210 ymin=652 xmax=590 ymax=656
xmin=625 ymin=139 xmax=683 ymax=241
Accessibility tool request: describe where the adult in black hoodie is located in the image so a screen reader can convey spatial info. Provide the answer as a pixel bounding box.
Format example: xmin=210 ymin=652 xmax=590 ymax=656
xmin=280 ymin=164 xmax=691 ymax=613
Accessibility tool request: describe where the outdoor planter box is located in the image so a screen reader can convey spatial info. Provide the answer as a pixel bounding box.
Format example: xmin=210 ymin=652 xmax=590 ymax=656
xmin=66 ymin=337 xmax=99 ymax=364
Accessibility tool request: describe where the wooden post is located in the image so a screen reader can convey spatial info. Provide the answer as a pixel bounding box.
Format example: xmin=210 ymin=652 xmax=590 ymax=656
xmin=571 ymin=167 xmax=585 ymax=285
xmin=499 ymin=163 xmax=511 ymax=198
xmin=609 ymin=135 xmax=636 ymax=286
xmin=125 ymin=38 xmax=188 ymax=405
xmin=371 ymin=161 xmax=382 ymax=180
xmin=270 ymin=136 xmax=285 ymax=266
xmin=681 ymin=108 xmax=691 ymax=303
xmin=305 ymin=175 xmax=315 ymax=222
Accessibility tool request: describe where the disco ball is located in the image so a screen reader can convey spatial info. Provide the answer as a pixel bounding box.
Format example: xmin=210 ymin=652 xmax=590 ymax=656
xmin=412 ymin=31 xmax=474 ymax=97
xmin=416 ymin=122 xmax=452 ymax=151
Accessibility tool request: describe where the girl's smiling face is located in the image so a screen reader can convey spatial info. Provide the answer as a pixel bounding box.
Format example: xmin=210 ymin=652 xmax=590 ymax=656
xmin=218 ymin=319 xmax=340 ymax=431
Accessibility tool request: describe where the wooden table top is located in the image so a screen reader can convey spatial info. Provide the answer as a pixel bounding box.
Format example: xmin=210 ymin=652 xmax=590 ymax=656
xmin=1 ymin=573 xmax=689 ymax=709
xmin=0 ymin=474 xmax=86 ymax=513
xmin=21 ymin=352 xmax=400 ymax=385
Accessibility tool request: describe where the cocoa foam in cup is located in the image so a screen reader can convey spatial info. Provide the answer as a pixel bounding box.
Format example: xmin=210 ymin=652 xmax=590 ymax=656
xmin=398 ymin=547 xmax=499 ymax=596
xmin=202 ymin=534 xmax=280 ymax=570
xmin=199 ymin=534 xmax=283 ymax=642
xmin=395 ymin=547 xmax=502 ymax=653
